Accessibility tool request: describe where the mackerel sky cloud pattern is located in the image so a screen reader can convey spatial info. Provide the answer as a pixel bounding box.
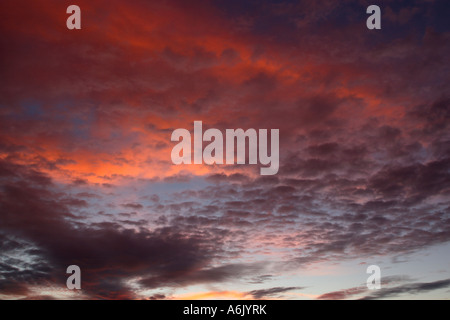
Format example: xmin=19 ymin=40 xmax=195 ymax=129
xmin=0 ymin=0 xmax=449 ymax=299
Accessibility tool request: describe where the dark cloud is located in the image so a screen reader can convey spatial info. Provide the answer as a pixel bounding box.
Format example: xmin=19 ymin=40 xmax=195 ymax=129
xmin=247 ymin=286 xmax=303 ymax=299
xmin=317 ymin=286 xmax=367 ymax=300
xmin=317 ymin=275 xmax=436 ymax=300
xmin=368 ymin=157 xmax=450 ymax=202
xmin=361 ymin=279 xmax=450 ymax=300
xmin=121 ymin=203 xmax=144 ymax=210
xmin=0 ymin=162 xmax=227 ymax=299
xmin=140 ymin=263 xmax=266 ymax=289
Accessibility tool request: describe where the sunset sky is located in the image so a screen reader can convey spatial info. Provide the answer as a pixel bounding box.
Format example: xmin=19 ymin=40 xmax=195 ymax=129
xmin=1 ymin=0 xmax=449 ymax=300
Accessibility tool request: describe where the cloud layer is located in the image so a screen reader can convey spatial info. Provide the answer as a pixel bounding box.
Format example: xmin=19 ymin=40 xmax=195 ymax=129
xmin=0 ymin=0 xmax=449 ymax=299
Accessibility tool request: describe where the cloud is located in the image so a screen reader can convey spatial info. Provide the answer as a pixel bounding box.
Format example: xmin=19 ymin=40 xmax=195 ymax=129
xmin=361 ymin=279 xmax=450 ymax=300
xmin=139 ymin=263 xmax=267 ymax=289
xmin=317 ymin=286 xmax=367 ymax=300
xmin=247 ymin=287 xmax=304 ymax=299
xmin=1 ymin=0 xmax=450 ymax=299
xmin=317 ymin=276 xmax=450 ymax=300
xmin=121 ymin=203 xmax=144 ymax=210
xmin=0 ymin=161 xmax=227 ymax=299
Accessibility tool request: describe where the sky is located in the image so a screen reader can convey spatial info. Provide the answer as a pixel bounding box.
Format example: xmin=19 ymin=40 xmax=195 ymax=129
xmin=0 ymin=0 xmax=449 ymax=300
